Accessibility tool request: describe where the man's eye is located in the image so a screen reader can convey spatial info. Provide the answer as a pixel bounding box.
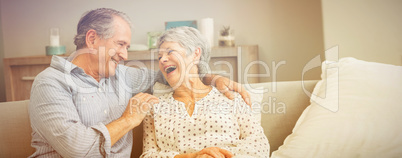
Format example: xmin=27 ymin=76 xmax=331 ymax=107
xmin=168 ymin=50 xmax=173 ymax=54
xmin=116 ymin=42 xmax=124 ymax=47
xmin=158 ymin=57 xmax=162 ymax=60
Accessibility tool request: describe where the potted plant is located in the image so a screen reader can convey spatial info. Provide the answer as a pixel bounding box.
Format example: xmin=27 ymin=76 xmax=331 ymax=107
xmin=218 ymin=26 xmax=235 ymax=47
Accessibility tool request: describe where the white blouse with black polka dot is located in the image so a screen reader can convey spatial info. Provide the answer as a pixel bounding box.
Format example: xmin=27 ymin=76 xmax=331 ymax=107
xmin=140 ymin=87 xmax=269 ymax=158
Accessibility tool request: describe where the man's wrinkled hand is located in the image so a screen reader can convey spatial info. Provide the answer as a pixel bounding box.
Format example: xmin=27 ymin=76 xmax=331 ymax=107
xmin=122 ymin=93 xmax=159 ymax=127
xmin=215 ymin=76 xmax=251 ymax=106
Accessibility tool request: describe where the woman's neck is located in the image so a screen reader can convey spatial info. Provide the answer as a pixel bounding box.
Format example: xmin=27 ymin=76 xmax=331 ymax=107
xmin=173 ymin=77 xmax=212 ymax=103
xmin=173 ymin=77 xmax=212 ymax=117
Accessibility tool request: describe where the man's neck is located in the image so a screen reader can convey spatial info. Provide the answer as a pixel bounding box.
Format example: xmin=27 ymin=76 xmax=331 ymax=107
xmin=72 ymin=54 xmax=101 ymax=82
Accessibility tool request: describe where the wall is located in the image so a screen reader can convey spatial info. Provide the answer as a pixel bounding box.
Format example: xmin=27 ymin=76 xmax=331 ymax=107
xmin=261 ymin=0 xmax=325 ymax=82
xmin=0 ymin=1 xmax=5 ymax=102
xmin=322 ymin=0 xmax=402 ymax=65
xmin=0 ymin=0 xmax=324 ymax=84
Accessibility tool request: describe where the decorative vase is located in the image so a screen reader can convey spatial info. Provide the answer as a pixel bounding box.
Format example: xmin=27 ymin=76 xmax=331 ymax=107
xmin=218 ymin=35 xmax=235 ymax=47
xmin=147 ymin=31 xmax=162 ymax=49
xmin=218 ymin=26 xmax=235 ymax=47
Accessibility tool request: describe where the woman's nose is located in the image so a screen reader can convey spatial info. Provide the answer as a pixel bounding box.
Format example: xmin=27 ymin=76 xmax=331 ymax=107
xmin=160 ymin=54 xmax=168 ymax=62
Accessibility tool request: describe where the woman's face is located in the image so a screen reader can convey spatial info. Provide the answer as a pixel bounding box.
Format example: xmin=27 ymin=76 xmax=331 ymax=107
xmin=158 ymin=41 xmax=198 ymax=88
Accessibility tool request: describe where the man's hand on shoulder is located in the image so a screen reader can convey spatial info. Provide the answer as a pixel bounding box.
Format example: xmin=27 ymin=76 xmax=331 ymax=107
xmin=107 ymin=93 xmax=159 ymax=146
xmin=203 ymin=74 xmax=251 ymax=106
xmin=122 ymin=93 xmax=159 ymax=127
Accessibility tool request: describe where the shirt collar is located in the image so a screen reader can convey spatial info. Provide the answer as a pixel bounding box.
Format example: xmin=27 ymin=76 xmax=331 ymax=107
xmin=50 ymin=55 xmax=84 ymax=74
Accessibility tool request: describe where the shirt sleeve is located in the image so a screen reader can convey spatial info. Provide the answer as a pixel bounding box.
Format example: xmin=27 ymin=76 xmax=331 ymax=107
xmin=29 ymin=80 xmax=112 ymax=157
xmin=230 ymin=94 xmax=270 ymax=158
xmin=119 ymin=65 xmax=167 ymax=94
xmin=140 ymin=112 xmax=180 ymax=158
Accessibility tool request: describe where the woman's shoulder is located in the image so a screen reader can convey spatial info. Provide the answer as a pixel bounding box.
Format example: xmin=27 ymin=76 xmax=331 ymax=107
xmin=158 ymin=91 xmax=173 ymax=99
xmin=209 ymin=86 xmax=247 ymax=105
xmin=156 ymin=91 xmax=174 ymax=107
xmin=151 ymin=92 xmax=176 ymax=114
xmin=210 ymin=86 xmax=242 ymax=97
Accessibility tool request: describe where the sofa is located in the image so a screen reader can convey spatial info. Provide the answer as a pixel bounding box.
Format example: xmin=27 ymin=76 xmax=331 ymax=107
xmin=0 ymin=80 xmax=318 ymax=157
xmin=1 ymin=57 xmax=401 ymax=157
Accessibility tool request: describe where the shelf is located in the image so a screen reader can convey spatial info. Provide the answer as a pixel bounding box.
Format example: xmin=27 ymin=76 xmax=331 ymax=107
xmin=127 ymin=45 xmax=256 ymax=61
xmin=126 ymin=45 xmax=259 ymax=84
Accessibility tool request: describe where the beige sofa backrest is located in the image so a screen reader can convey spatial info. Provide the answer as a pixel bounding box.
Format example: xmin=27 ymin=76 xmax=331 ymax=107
xmin=0 ymin=100 xmax=35 ymax=157
xmin=0 ymin=80 xmax=317 ymax=157
xmin=254 ymin=80 xmax=318 ymax=153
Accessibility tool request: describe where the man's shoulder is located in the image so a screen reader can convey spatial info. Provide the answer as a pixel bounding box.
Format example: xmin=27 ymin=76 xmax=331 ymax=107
xmin=35 ymin=66 xmax=65 ymax=81
xmin=32 ymin=66 xmax=71 ymax=89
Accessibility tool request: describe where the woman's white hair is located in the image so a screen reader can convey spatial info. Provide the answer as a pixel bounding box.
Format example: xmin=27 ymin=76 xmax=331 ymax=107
xmin=73 ymin=8 xmax=132 ymax=49
xmin=157 ymin=26 xmax=211 ymax=79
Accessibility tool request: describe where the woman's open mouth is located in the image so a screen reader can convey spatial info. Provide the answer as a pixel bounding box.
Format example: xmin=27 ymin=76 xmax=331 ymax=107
xmin=164 ymin=65 xmax=177 ymax=75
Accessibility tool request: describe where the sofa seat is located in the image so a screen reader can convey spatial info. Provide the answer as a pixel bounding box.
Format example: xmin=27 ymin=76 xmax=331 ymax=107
xmin=0 ymin=80 xmax=318 ymax=157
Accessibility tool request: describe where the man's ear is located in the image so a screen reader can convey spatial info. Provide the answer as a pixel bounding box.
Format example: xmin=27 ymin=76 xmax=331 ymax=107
xmin=85 ymin=29 xmax=97 ymax=49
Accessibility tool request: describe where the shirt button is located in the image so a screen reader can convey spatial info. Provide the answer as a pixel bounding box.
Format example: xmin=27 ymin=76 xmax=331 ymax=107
xmin=104 ymin=110 xmax=107 ymax=114
xmin=98 ymin=87 xmax=103 ymax=92
xmin=82 ymin=97 xmax=86 ymax=101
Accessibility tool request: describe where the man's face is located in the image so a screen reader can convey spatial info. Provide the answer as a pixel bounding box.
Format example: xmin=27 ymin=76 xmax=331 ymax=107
xmin=94 ymin=16 xmax=131 ymax=78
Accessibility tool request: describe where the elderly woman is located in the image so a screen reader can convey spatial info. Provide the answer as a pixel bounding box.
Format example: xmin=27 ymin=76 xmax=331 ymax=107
xmin=140 ymin=26 xmax=269 ymax=158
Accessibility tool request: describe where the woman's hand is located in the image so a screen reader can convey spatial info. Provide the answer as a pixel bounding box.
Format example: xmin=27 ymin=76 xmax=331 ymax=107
xmin=174 ymin=147 xmax=234 ymax=158
xmin=196 ymin=147 xmax=234 ymax=158
xmin=195 ymin=154 xmax=214 ymax=158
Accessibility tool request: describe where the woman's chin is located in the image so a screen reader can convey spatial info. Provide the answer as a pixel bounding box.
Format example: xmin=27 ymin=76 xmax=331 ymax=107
xmin=167 ymin=79 xmax=179 ymax=88
xmin=165 ymin=70 xmax=188 ymax=89
xmin=167 ymin=77 xmax=187 ymax=90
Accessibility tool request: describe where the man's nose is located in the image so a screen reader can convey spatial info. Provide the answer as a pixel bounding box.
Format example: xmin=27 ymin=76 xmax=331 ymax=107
xmin=118 ymin=48 xmax=128 ymax=61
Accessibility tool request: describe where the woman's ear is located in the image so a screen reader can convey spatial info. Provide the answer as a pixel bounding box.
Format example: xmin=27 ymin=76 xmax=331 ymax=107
xmin=193 ymin=47 xmax=202 ymax=64
xmin=85 ymin=29 xmax=97 ymax=49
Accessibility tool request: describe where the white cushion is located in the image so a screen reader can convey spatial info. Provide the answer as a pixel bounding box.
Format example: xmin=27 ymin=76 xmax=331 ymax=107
xmin=272 ymin=57 xmax=402 ymax=157
xmin=247 ymin=87 xmax=264 ymax=124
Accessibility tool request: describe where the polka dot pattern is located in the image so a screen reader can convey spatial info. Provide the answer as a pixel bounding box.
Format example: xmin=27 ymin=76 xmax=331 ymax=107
xmin=140 ymin=87 xmax=270 ymax=157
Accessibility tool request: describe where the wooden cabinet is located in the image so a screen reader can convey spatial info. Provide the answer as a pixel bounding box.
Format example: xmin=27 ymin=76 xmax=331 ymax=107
xmin=3 ymin=56 xmax=53 ymax=101
xmin=3 ymin=45 xmax=259 ymax=101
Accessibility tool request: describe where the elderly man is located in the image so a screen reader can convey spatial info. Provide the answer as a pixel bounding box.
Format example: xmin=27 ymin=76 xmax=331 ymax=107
xmin=29 ymin=8 xmax=249 ymax=157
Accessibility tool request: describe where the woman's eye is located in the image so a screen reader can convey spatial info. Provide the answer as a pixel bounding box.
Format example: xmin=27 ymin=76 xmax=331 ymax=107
xmin=168 ymin=50 xmax=173 ymax=54
xmin=158 ymin=57 xmax=162 ymax=60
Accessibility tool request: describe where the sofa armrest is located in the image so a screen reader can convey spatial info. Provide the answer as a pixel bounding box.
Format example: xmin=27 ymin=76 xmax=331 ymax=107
xmin=0 ymin=100 xmax=35 ymax=157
